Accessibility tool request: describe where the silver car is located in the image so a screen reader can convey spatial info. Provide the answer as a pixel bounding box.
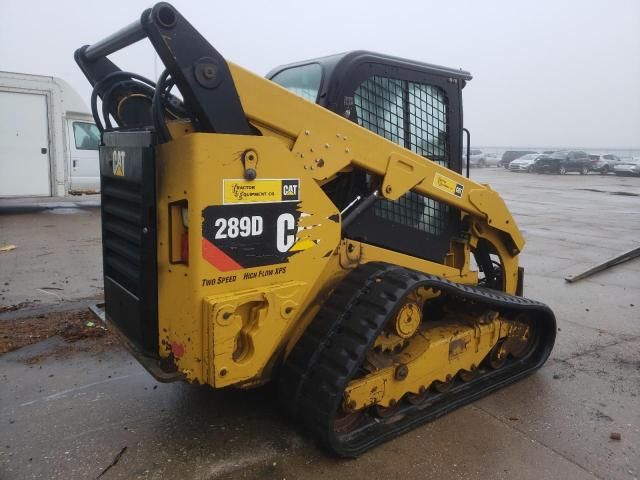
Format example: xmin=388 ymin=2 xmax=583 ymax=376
xmin=462 ymin=151 xmax=500 ymax=168
xmin=482 ymin=153 xmax=500 ymax=167
xmin=509 ymin=154 xmax=547 ymax=172
xmin=589 ymin=153 xmax=622 ymax=174
xmin=614 ymin=158 xmax=640 ymax=176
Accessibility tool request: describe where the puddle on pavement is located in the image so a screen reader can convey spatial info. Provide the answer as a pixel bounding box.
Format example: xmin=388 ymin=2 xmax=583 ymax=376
xmin=576 ymin=188 xmax=639 ymax=197
xmin=609 ymin=191 xmax=640 ymax=197
xmin=49 ymin=207 xmax=87 ymax=215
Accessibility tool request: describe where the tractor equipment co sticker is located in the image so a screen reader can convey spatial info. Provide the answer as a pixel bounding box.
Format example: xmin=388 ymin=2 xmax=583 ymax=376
xmin=433 ymin=172 xmax=464 ymax=198
xmin=223 ymin=179 xmax=300 ymax=205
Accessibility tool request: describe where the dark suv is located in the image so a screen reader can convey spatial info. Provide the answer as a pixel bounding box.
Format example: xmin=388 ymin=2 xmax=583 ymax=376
xmin=532 ymin=151 xmax=591 ymax=175
xmin=498 ymin=150 xmax=538 ymax=168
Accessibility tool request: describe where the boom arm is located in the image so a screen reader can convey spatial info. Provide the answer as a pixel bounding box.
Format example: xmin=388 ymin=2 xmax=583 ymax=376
xmin=227 ymin=65 xmax=525 ymax=254
xmin=75 ymin=2 xmax=253 ymax=135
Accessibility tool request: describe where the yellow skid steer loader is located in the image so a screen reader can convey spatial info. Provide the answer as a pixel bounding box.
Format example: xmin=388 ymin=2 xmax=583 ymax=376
xmin=75 ymin=2 xmax=556 ymax=456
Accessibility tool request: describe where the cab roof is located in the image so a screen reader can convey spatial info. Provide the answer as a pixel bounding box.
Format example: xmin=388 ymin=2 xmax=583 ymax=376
xmin=266 ymin=50 xmax=472 ymax=85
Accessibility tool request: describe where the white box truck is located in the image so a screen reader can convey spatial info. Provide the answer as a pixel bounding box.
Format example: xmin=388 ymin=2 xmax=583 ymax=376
xmin=0 ymin=71 xmax=100 ymax=197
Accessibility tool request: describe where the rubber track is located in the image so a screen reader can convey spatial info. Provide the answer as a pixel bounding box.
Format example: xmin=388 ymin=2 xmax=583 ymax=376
xmin=278 ymin=262 xmax=556 ymax=457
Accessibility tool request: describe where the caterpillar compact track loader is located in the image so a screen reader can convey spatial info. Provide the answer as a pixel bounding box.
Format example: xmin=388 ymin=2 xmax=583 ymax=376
xmin=75 ymin=2 xmax=556 ymax=456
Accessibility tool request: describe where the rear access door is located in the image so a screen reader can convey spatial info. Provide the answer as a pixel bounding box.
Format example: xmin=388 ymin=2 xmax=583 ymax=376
xmin=0 ymin=91 xmax=51 ymax=196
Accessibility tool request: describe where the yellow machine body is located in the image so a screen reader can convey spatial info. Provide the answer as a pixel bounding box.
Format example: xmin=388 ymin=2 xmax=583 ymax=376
xmin=154 ymin=64 xmax=523 ymax=388
xmin=77 ymin=2 xmax=556 ymax=455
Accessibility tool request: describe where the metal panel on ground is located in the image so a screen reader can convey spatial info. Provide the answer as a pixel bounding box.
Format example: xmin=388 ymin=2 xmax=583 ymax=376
xmin=0 ymin=91 xmax=51 ymax=196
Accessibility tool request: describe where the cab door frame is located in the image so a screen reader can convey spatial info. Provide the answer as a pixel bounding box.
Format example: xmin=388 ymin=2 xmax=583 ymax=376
xmin=66 ymin=117 xmax=101 ymax=192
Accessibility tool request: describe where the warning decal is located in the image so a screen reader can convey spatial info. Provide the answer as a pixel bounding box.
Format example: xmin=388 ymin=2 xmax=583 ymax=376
xmin=223 ymin=179 xmax=300 ymax=205
xmin=433 ymin=173 xmax=464 ymax=198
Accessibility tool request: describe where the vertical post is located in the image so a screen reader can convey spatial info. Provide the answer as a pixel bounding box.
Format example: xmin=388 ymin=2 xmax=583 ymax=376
xmin=463 ymin=127 xmax=471 ymax=178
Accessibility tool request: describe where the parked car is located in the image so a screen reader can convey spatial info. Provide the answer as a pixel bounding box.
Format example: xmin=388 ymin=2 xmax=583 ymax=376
xmin=462 ymin=149 xmax=482 ymax=168
xmin=589 ymin=153 xmax=622 ymax=174
xmin=509 ymin=153 xmax=548 ymax=172
xmin=463 ymin=149 xmax=499 ymax=168
xmin=498 ymin=150 xmax=538 ymax=168
xmin=614 ymin=158 xmax=640 ymax=176
xmin=532 ymin=150 xmax=591 ymax=174
xmin=482 ymin=153 xmax=500 ymax=167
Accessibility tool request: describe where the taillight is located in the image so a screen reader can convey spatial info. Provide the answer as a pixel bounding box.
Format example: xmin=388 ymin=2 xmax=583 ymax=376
xmin=169 ymin=200 xmax=188 ymax=265
xmin=180 ymin=231 xmax=189 ymax=265
xmin=180 ymin=206 xmax=189 ymax=265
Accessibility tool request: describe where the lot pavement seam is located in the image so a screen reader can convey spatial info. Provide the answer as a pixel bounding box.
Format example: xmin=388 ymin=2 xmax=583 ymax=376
xmin=0 ymin=297 xmax=104 ymax=321
xmin=470 ymin=404 xmax=602 ymax=480
xmin=196 ymin=447 xmax=278 ymax=479
xmin=551 ymin=333 xmax=640 ymax=363
xmin=17 ymin=373 xmax=144 ymax=408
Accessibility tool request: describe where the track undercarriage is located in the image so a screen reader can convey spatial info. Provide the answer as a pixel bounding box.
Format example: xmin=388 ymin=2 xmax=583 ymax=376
xmin=279 ymin=263 xmax=556 ymax=457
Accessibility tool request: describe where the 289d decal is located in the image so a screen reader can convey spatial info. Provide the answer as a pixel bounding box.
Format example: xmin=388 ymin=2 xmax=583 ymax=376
xmin=202 ymin=203 xmax=303 ymax=271
xmin=213 ymin=216 xmax=264 ymax=239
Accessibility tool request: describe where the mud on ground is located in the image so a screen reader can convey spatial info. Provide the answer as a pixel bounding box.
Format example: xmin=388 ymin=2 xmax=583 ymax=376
xmin=0 ymin=309 xmax=118 ymax=360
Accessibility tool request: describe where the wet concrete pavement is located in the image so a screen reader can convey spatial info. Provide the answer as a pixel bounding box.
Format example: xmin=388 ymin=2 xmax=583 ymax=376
xmin=0 ymin=198 xmax=102 ymax=315
xmin=1 ymin=170 xmax=639 ymax=479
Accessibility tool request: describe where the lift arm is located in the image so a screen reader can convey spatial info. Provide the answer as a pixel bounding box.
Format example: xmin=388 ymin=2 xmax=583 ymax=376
xmin=227 ymin=65 xmax=525 ymax=254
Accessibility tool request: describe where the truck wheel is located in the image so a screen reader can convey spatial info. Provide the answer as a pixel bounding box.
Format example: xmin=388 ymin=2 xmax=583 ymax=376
xmin=559 ymin=166 xmax=567 ymax=175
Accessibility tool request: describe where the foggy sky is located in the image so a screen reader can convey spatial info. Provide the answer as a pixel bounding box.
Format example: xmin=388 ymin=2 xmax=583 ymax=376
xmin=1 ymin=0 xmax=638 ymax=149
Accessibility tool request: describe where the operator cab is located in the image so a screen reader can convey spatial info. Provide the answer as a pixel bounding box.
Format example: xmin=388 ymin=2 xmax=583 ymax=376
xmin=268 ymin=51 xmax=472 ymax=263
xmin=268 ymin=51 xmax=471 ymax=174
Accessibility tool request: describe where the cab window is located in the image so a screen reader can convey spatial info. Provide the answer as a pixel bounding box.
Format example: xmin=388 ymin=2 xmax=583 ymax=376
xmin=72 ymin=122 xmax=100 ymax=150
xmin=270 ymin=63 xmax=322 ymax=103
xmin=353 ymin=76 xmax=450 ymax=237
xmin=354 ymin=77 xmax=449 ymax=167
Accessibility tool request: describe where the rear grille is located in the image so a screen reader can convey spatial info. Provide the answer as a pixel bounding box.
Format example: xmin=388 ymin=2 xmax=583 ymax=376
xmin=101 ymin=179 xmax=143 ymax=295
xmin=100 ymin=131 xmax=158 ymax=356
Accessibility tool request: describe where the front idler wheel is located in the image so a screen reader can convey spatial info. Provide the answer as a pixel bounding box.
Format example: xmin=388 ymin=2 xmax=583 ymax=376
xmin=487 ymin=340 xmax=508 ymax=369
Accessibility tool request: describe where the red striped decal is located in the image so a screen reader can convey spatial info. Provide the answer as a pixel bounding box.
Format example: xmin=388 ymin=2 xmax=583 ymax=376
xmin=201 ymin=238 xmax=242 ymax=271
